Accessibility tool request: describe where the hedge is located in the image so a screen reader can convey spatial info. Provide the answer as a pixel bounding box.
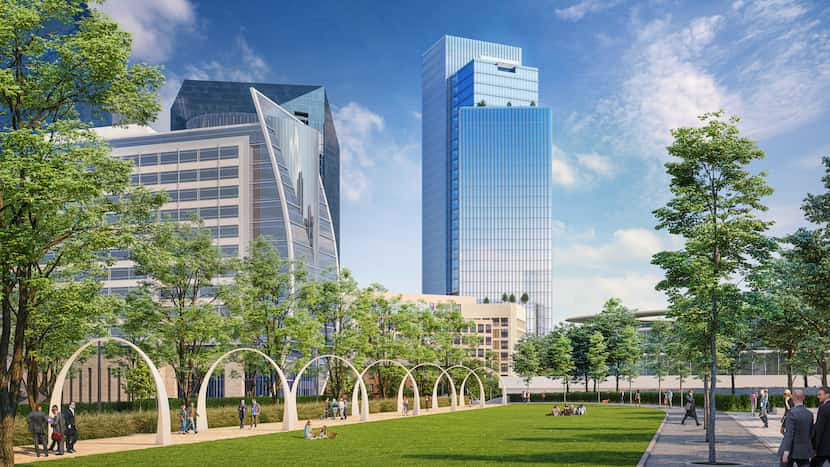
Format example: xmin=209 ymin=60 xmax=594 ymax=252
xmin=509 ymin=391 xmax=820 ymax=411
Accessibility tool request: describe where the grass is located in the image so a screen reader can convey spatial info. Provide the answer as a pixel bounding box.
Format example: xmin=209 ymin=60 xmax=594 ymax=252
xmin=17 ymin=404 xmax=664 ymax=466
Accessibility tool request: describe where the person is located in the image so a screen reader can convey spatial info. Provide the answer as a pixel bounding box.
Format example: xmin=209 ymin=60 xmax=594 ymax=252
xmin=425 ymin=394 xmax=431 ymax=410
xmin=681 ymin=390 xmax=700 ymax=426
xmin=331 ymin=397 xmax=338 ymax=420
xmin=577 ymin=404 xmax=586 ymax=415
xmin=339 ymin=396 xmax=347 ymax=420
xmin=63 ymin=401 xmax=77 ymax=453
xmin=325 ymin=398 xmax=331 ymax=419
xmin=635 ymin=390 xmax=641 ymax=407
xmin=304 ymin=420 xmax=314 ymax=440
xmin=667 ymin=390 xmax=674 ymax=408
xmin=751 ymin=390 xmax=758 ymax=415
xmin=48 ymin=405 xmax=65 ymax=455
xmin=319 ymin=425 xmax=328 ymax=439
xmin=541 ymin=392 xmax=546 ymax=402
xmin=812 ymin=386 xmax=830 ymax=467
xmin=27 ymin=404 xmax=48 ymax=458
xmin=250 ymin=399 xmax=259 ymax=429
xmin=403 ymin=396 xmax=409 ymax=416
xmin=620 ymin=391 xmax=625 ymax=404
xmin=760 ymin=388 xmax=770 ymax=428
xmin=237 ymin=400 xmax=246 ymax=429
xmin=552 ymin=406 xmax=560 ymax=416
xmin=778 ymin=389 xmax=813 ymax=467
xmin=783 ymin=389 xmax=794 ymax=435
xmin=188 ymin=402 xmax=198 ymax=434
xmin=178 ymin=404 xmax=188 ymax=434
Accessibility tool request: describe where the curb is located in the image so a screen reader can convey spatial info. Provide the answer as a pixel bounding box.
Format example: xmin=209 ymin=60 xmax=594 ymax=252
xmin=637 ymin=410 xmax=669 ymax=467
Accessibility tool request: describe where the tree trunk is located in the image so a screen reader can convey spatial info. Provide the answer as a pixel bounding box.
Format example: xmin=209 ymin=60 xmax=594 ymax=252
xmin=0 ymin=408 xmax=15 ymax=467
xmin=703 ymin=374 xmax=709 ymax=441
xmin=731 ymin=372 xmax=735 ymax=395
xmin=615 ymin=373 xmax=619 ymax=393
xmin=657 ymin=376 xmax=662 ymax=407
xmin=584 ymin=373 xmax=589 ymax=392
xmin=804 ymin=375 xmax=809 ymax=388
xmin=786 ymin=351 xmax=793 ymax=390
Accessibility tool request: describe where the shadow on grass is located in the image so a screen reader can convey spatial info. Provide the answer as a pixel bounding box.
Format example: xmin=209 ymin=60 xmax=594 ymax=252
xmin=402 ymin=452 xmax=637 ymax=465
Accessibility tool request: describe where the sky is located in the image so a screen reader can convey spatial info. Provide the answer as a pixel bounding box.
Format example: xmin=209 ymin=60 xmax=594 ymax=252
xmin=100 ymin=0 xmax=830 ymax=319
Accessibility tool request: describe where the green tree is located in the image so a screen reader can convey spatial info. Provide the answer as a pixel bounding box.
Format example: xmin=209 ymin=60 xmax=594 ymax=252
xmin=565 ymin=324 xmax=592 ymax=391
xmin=0 ymin=1 xmax=163 ymax=462
xmin=520 ymin=292 xmax=529 ymax=305
xmin=127 ymin=221 xmax=231 ymax=408
xmin=587 ymin=331 xmax=609 ymax=401
xmin=542 ymin=330 xmax=574 ymax=402
xmin=652 ymin=112 xmax=774 ymax=463
xmin=122 ymin=360 xmax=155 ymax=411
xmin=508 ymin=293 xmax=516 ymax=303
xmin=591 ymin=298 xmax=639 ymax=391
xmin=221 ymin=237 xmax=322 ymax=392
xmin=646 ymin=321 xmax=673 ymax=404
xmin=512 ymin=336 xmax=541 ymax=389
xmin=617 ymin=325 xmax=641 ymax=398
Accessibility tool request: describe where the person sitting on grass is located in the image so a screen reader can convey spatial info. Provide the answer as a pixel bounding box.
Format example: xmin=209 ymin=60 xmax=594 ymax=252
xmin=304 ymin=420 xmax=314 ymax=440
xmin=576 ymin=404 xmax=586 ymax=415
xmin=564 ymin=405 xmax=573 ymax=416
xmin=552 ymin=406 xmax=560 ymax=416
xmin=319 ymin=425 xmax=328 ymax=439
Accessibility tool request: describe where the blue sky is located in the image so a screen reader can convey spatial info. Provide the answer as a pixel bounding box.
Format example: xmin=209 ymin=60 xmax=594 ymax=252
xmin=101 ymin=0 xmax=830 ymax=318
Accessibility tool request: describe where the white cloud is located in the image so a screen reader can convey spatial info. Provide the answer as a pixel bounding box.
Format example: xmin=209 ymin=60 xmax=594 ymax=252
xmin=555 ymin=227 xmax=666 ymax=267
xmin=552 ymin=158 xmax=577 ymax=187
xmin=555 ymin=272 xmax=668 ymax=317
xmin=555 ymin=0 xmax=622 ymax=21
xmin=98 ymin=0 xmax=195 ymax=63
xmin=576 ymin=152 xmax=615 ymax=178
xmin=552 ymin=146 xmax=616 ymax=188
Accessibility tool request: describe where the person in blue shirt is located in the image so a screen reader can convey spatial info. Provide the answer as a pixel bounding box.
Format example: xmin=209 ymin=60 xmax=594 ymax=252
xmin=304 ymin=420 xmax=314 ymax=440
xmin=250 ymin=399 xmax=259 ymax=429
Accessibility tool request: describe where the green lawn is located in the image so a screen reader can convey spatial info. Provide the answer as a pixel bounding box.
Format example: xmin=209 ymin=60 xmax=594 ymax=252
xmin=19 ymin=404 xmax=664 ymax=466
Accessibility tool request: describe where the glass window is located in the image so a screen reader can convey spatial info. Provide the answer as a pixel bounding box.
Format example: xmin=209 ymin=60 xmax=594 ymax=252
xmin=220 ymin=146 xmax=239 ymax=159
xmin=220 ymin=185 xmax=239 ymax=199
xmin=139 ymin=153 xmax=158 ymax=167
xmin=200 ymin=187 xmax=218 ymax=200
xmin=219 ymin=166 xmax=239 ymax=179
xmin=179 ymin=169 xmax=197 ymax=183
xmin=477 ymin=324 xmax=484 ymax=333
xmin=179 ymin=150 xmax=197 ymax=163
xmin=160 ymin=171 xmax=178 ymax=184
xmin=123 ymin=155 xmax=139 ymax=166
xmin=179 ymin=189 xmax=197 ymax=202
xmin=199 ymin=206 xmax=218 ymax=219
xmin=110 ymin=267 xmax=130 ymax=280
xmin=160 ymin=151 xmax=178 ymax=165
xmin=220 ymin=245 xmax=239 ymax=257
xmin=199 ymin=168 xmax=218 ymax=181
xmin=219 ymin=205 xmax=239 ymax=218
xmin=220 ymin=225 xmax=239 ymax=238
xmin=179 ymin=208 xmax=197 ymax=220
xmin=130 ymin=174 xmax=140 ymax=185
xmin=199 ymin=147 xmax=218 ymax=161
xmin=160 ymin=209 xmax=177 ymax=221
xmin=139 ymin=172 xmax=158 ymax=185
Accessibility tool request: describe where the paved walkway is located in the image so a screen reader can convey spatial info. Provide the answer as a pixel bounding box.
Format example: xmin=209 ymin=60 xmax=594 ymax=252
xmin=14 ymin=404 xmax=489 ymax=463
xmin=644 ymin=407 xmax=779 ymax=467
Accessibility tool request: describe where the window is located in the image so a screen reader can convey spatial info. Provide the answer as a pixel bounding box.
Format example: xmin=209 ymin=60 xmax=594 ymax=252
xmin=165 ymin=190 xmax=178 ymax=202
xmin=140 ymin=153 xmax=158 ymax=167
xmin=199 ymin=207 xmax=218 ymax=219
xmin=110 ymin=267 xmax=130 ymax=280
xmin=199 ymin=168 xmax=218 ymax=181
xmin=179 ymin=150 xmax=197 ymax=163
xmin=500 ymin=364 xmax=509 ymax=374
xmin=219 ymin=166 xmax=239 ymax=179
xmin=199 ymin=148 xmax=218 ymax=161
xmin=200 ymin=187 xmax=218 ymax=200
xmin=160 ymin=171 xmax=178 ymax=184
xmin=500 ymin=341 xmax=509 ymax=350
xmin=220 ymin=225 xmax=239 ymax=238
xmin=179 ymin=208 xmax=197 ymax=220
xmin=219 ymin=205 xmax=239 ymax=218
xmin=178 ymin=169 xmax=197 ymax=183
xmin=179 ymin=189 xmax=197 ymax=202
xmin=485 ymin=324 xmax=492 ymax=333
xmin=139 ymin=173 xmax=158 ymax=185
xmin=123 ymin=155 xmax=139 ymax=166
xmin=501 ymin=352 xmax=509 ymax=360
xmin=220 ymin=146 xmax=238 ymax=159
xmin=485 ymin=337 xmax=492 ymax=345
xmin=130 ymin=174 xmax=140 ymax=185
xmin=160 ymin=209 xmax=177 ymax=221
xmin=477 ymin=324 xmax=484 ymax=333
xmin=501 ymin=330 xmax=509 ymax=338
xmin=160 ymin=151 xmax=178 ymax=165
xmin=220 ymin=245 xmax=239 ymax=257
xmin=220 ymin=186 xmax=239 ymax=199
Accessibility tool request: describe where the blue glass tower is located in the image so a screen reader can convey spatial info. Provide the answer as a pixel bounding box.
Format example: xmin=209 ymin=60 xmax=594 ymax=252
xmin=422 ymin=35 xmax=554 ymax=334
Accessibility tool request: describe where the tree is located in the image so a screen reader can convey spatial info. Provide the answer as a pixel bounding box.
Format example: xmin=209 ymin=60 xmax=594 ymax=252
xmin=508 ymin=293 xmax=516 ymax=303
xmin=617 ymin=325 xmax=641 ymax=400
xmin=122 ymin=361 xmax=155 ymax=411
xmin=781 ymin=156 xmax=830 ymax=385
xmin=0 ymin=2 xmax=163 ymax=463
xmin=591 ymin=298 xmax=639 ymax=391
xmin=221 ymin=237 xmax=321 ymax=396
xmin=483 ymin=297 xmax=490 ymax=304
xmin=542 ymin=330 xmax=574 ymax=402
xmin=652 ymin=112 xmax=774 ymax=464
xmin=565 ymin=324 xmax=592 ymax=391
xmin=587 ymin=331 xmax=609 ymax=401
xmin=501 ymin=293 xmax=508 ymax=303
xmin=520 ymin=292 xmax=529 ymax=305
xmin=647 ymin=321 xmax=673 ymax=405
xmin=127 ymin=221 xmax=231 ymax=408
xmin=512 ymin=337 xmax=541 ymax=389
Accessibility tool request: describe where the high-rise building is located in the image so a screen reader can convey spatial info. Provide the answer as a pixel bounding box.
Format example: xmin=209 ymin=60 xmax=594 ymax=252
xmin=170 ymin=80 xmax=341 ymax=257
xmin=421 ymin=35 xmax=554 ymax=334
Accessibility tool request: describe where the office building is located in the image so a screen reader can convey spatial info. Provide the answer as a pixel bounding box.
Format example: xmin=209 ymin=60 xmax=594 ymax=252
xmin=421 ymin=35 xmax=554 ymax=334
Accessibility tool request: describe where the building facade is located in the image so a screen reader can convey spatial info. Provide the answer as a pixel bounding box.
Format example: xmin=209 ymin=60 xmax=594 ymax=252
xmin=421 ymin=35 xmax=554 ymax=334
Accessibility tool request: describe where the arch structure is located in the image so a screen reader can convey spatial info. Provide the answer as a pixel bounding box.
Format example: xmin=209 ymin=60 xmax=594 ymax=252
xmin=197 ymin=348 xmax=292 ymax=431
xmin=444 ymin=365 xmax=485 ymax=409
xmin=49 ymin=337 xmax=172 ymax=445
xmin=350 ymin=359 xmax=419 ymax=418
xmin=408 ymin=363 xmax=458 ymax=412
xmin=458 ymin=366 xmax=508 ymax=407
xmin=289 ymin=354 xmax=369 ymax=430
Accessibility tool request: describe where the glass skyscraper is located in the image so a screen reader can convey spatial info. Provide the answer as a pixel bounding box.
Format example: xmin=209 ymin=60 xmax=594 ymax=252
xmin=422 ymin=35 xmax=554 ymax=334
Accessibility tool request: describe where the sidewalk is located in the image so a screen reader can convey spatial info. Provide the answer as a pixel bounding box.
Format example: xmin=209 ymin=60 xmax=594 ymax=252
xmin=13 ymin=404 xmax=486 ymax=463
xmin=644 ymin=407 xmax=778 ymax=467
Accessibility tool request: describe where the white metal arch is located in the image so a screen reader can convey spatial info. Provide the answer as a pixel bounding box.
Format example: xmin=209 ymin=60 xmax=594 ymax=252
xmin=349 ymin=359 xmax=419 ymax=418
xmin=445 ymin=365 xmax=485 ymax=409
xmin=408 ymin=363 xmax=457 ymax=412
xmin=460 ymin=366 xmax=508 ymax=405
xmin=289 ymin=354 xmax=369 ymax=429
xmin=196 ymin=348 xmax=292 ymax=431
xmin=49 ymin=337 xmax=172 ymax=445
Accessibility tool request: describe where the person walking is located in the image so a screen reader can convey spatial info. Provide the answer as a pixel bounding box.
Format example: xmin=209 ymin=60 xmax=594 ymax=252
xmin=250 ymin=399 xmax=259 ymax=429
xmin=783 ymin=389 xmax=794 ymax=435
xmin=761 ymin=388 xmax=770 ymax=428
xmin=635 ymin=390 xmax=641 ymax=407
xmin=27 ymin=404 xmax=49 ymax=458
xmin=667 ymin=389 xmax=673 ymax=408
xmin=812 ymin=386 xmax=830 ymax=467
xmin=178 ymin=404 xmax=188 ymax=434
xmin=237 ymin=400 xmax=246 ymax=429
xmin=425 ymin=394 xmax=431 ymax=410
xmin=63 ymin=402 xmax=77 ymax=453
xmin=403 ymin=396 xmax=409 ymax=416
xmin=681 ymin=390 xmax=700 ymax=426
xmin=48 ymin=405 xmax=65 ymax=456
xmin=778 ymin=389 xmax=813 ymax=467
xmin=324 ymin=398 xmax=331 ymax=419
xmin=330 ymin=397 xmax=338 ymax=421
xmin=338 ymin=396 xmax=347 ymax=420
xmin=619 ymin=391 xmax=625 ymax=404
xmin=187 ymin=402 xmax=198 ymax=434
xmin=751 ymin=390 xmax=758 ymax=415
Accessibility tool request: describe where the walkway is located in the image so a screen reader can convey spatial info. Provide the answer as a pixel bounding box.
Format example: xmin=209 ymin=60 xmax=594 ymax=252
xmin=644 ymin=407 xmax=779 ymax=467
xmin=13 ymin=404 xmax=488 ymax=464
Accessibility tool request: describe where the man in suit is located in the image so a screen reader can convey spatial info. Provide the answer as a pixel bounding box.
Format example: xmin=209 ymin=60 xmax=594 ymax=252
xmin=681 ymin=390 xmax=700 ymax=426
xmin=780 ymin=390 xmax=813 ymax=467
xmin=26 ymin=404 xmax=48 ymax=458
xmin=812 ymin=386 xmax=830 ymax=467
xmin=62 ymin=401 xmax=77 ymax=453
